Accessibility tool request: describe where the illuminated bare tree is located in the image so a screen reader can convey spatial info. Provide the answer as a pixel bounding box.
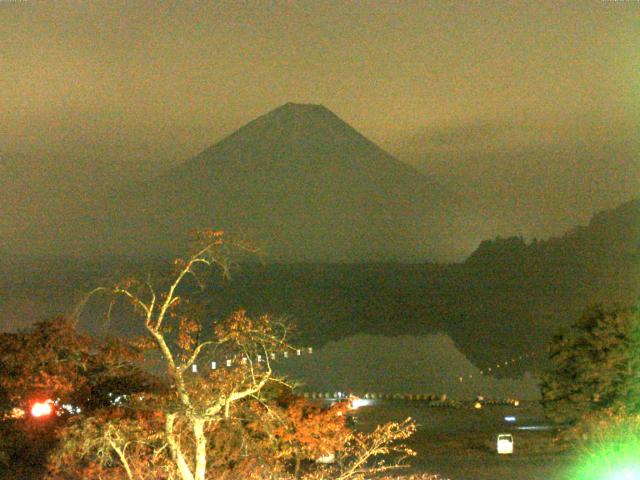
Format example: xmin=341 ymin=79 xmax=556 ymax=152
xmin=70 ymin=230 xmax=292 ymax=480
xmin=55 ymin=230 xmax=424 ymax=480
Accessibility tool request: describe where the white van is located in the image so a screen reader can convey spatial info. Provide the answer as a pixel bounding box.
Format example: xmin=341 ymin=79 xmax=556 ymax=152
xmin=497 ymin=433 xmax=514 ymax=454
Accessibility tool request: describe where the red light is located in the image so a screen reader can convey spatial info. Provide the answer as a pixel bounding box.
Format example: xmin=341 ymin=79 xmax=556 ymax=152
xmin=31 ymin=400 xmax=53 ymax=418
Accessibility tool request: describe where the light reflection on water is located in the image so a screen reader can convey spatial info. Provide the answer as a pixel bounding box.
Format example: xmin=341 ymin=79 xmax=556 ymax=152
xmin=338 ymin=399 xmax=552 ymax=435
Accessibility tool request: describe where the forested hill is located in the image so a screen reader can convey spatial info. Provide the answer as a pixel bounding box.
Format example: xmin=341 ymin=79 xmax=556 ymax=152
xmin=436 ymin=198 xmax=639 ymax=368
xmin=462 ymin=198 xmax=639 ymax=309
xmin=467 ymin=198 xmax=639 ymax=268
xmin=196 ymin=199 xmax=640 ymax=372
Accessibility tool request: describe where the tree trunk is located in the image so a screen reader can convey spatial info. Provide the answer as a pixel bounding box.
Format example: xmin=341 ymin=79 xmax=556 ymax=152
xmin=166 ymin=413 xmax=195 ymax=480
xmin=294 ymin=455 xmax=301 ymax=478
xmin=193 ymin=417 xmax=207 ymax=480
xmin=110 ymin=442 xmax=134 ymax=480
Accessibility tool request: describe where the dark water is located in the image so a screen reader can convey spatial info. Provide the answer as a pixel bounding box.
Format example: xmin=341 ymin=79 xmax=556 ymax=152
xmin=352 ymin=399 xmax=548 ymax=434
xmin=349 ymin=400 xmax=573 ymax=480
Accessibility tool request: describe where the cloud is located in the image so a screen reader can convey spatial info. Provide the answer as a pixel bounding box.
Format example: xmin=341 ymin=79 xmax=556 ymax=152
xmin=424 ymin=122 xmax=515 ymax=148
xmin=388 ymin=111 xmax=640 ymax=246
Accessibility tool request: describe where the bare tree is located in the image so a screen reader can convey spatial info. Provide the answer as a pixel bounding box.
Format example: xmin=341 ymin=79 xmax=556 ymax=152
xmin=72 ymin=230 xmax=293 ymax=480
xmin=56 ymin=230 xmax=423 ymax=480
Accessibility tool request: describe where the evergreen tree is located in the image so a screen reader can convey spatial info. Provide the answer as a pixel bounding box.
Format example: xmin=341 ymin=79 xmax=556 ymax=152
xmin=541 ymin=303 xmax=640 ymax=425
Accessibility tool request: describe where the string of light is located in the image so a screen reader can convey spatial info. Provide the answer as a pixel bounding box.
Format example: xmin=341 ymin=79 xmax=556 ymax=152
xmin=190 ymin=346 xmax=314 ymax=373
xmin=457 ymin=350 xmax=539 ymax=382
xmin=189 ymin=345 xmax=538 ymax=387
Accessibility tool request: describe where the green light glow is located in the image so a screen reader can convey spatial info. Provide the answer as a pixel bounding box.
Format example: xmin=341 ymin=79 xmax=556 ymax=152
xmin=608 ymin=467 xmax=640 ymax=480
xmin=570 ymin=430 xmax=640 ymax=480
xmin=573 ymin=454 xmax=640 ymax=479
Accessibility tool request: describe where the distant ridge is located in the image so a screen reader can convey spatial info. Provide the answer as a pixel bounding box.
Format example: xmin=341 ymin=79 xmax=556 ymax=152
xmin=466 ymin=198 xmax=640 ymax=266
xmin=89 ymin=103 xmax=460 ymax=261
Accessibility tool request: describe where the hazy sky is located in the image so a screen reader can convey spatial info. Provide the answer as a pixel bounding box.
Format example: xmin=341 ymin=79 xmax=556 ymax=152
xmin=1 ymin=0 xmax=638 ymax=253
xmin=3 ymin=1 xmax=637 ymax=143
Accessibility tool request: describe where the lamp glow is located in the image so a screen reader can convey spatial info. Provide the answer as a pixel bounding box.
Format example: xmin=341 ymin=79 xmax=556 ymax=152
xmin=31 ymin=400 xmax=53 ymax=418
xmin=349 ymin=397 xmax=373 ymax=409
xmin=570 ymin=424 xmax=640 ymax=480
xmin=607 ymin=467 xmax=640 ymax=480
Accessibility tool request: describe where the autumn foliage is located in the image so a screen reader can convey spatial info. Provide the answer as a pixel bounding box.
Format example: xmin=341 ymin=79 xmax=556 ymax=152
xmin=0 ymin=317 xmax=150 ymax=418
xmin=1 ymin=230 xmax=421 ymax=480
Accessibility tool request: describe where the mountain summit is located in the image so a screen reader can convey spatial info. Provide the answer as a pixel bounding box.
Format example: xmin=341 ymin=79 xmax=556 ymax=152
xmin=183 ymin=102 xmax=427 ymax=183
xmin=93 ymin=103 xmax=458 ymax=261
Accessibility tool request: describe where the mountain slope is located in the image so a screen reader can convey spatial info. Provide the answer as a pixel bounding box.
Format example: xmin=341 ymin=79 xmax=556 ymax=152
xmin=105 ymin=103 xmax=459 ymax=261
